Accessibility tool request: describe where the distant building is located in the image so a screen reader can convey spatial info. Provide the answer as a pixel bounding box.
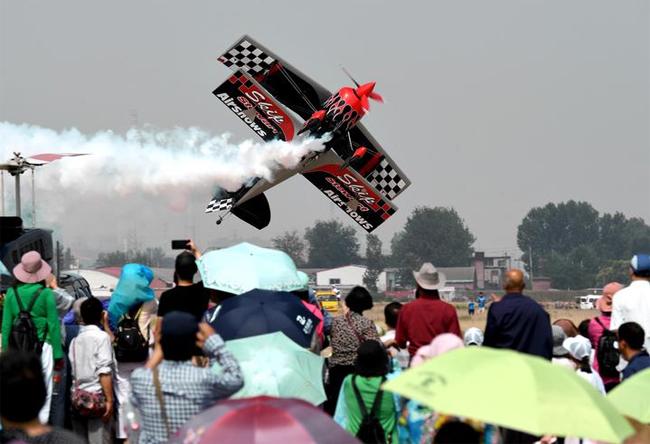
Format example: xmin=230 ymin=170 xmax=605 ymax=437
xmin=314 ymin=265 xmax=400 ymax=293
xmin=473 ymin=252 xmax=512 ymax=289
xmin=438 ymin=266 xmax=475 ymax=290
xmin=532 ymin=277 xmax=552 ymax=291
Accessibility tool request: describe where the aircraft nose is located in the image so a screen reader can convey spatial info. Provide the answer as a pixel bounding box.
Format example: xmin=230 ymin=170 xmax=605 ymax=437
xmin=355 ymin=81 xmax=376 ymax=97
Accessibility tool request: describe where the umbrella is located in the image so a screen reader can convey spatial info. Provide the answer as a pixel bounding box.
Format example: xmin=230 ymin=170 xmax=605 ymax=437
xmin=213 ymin=289 xmax=319 ymax=348
xmin=197 ymin=242 xmax=304 ymax=294
xmin=608 ymin=368 xmax=650 ymax=423
xmin=225 ymin=332 xmax=326 ymax=405
xmin=170 ymin=396 xmax=360 ymax=444
xmin=383 ymin=347 xmax=634 ymax=443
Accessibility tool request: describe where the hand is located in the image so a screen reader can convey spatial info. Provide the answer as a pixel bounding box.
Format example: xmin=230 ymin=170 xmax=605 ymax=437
xmin=102 ymin=400 xmax=114 ymax=423
xmin=196 ymin=322 xmax=216 ymax=349
xmin=187 ymin=240 xmax=202 ymax=259
xmin=490 ymin=293 xmax=502 ymax=303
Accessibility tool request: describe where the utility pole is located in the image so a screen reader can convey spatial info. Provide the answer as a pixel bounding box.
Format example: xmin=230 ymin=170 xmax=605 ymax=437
xmin=529 ymin=246 xmax=534 ymax=288
xmin=31 ymin=167 xmax=36 ymax=227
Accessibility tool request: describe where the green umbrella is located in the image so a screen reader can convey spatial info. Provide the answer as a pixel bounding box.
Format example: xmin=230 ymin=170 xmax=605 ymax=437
xmin=608 ymin=368 xmax=650 ymax=423
xmin=224 ymin=332 xmax=326 ymax=405
xmin=197 ymin=242 xmax=304 ymax=295
xmin=383 ymin=347 xmax=634 ymax=443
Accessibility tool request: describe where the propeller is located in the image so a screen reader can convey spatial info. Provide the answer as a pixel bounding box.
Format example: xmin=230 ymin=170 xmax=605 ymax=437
xmin=340 ymin=66 xmax=384 ymax=112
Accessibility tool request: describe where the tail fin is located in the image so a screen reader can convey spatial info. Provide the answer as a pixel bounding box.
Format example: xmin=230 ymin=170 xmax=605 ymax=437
xmin=231 ymin=193 xmax=271 ymax=230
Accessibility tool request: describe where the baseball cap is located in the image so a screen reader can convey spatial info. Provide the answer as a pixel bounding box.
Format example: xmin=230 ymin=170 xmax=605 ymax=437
xmin=463 ymin=327 xmax=484 ymax=346
xmin=552 ymin=325 xmax=569 ymax=356
xmin=563 ymin=335 xmax=592 ymax=361
xmin=630 ymin=254 xmax=650 ymax=275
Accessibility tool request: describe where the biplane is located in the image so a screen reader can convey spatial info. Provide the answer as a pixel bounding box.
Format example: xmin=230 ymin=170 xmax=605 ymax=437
xmin=208 ymin=35 xmax=410 ymax=233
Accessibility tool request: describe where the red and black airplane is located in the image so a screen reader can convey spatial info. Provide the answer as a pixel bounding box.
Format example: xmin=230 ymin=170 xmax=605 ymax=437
xmin=208 ymin=35 xmax=410 ymax=233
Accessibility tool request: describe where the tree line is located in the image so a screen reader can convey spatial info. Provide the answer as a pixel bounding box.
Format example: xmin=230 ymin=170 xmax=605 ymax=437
xmin=274 ymin=201 xmax=650 ymax=290
xmin=84 ymin=201 xmax=649 ymax=290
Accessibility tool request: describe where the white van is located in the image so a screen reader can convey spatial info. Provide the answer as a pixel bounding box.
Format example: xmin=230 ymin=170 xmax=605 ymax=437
xmin=578 ymin=295 xmax=600 ymax=310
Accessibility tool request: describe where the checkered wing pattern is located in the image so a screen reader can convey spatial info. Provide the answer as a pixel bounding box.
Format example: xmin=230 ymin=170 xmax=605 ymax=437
xmin=205 ymin=198 xmax=233 ymax=213
xmin=218 ymin=38 xmax=276 ymax=76
xmin=365 ymin=159 xmax=408 ymax=201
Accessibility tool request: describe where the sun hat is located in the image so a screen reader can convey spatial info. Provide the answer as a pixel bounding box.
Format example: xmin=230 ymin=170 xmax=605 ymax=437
xmin=552 ymin=325 xmax=569 ymax=356
xmin=630 ymin=254 xmax=650 ymax=275
xmin=464 ymin=327 xmax=484 ymax=346
xmin=12 ymin=251 xmax=52 ymax=284
xmin=563 ymin=335 xmax=592 ymax=361
xmin=597 ymin=282 xmax=623 ymax=313
xmin=411 ymin=333 xmax=464 ymax=367
xmin=413 ymin=263 xmax=447 ymax=290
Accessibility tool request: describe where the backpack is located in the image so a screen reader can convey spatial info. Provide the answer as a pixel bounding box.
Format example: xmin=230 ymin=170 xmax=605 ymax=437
xmin=352 ymin=375 xmax=387 ymax=444
xmin=8 ymin=285 xmax=45 ymax=354
xmin=114 ymin=304 xmax=149 ymax=363
xmin=594 ymin=317 xmax=619 ymax=378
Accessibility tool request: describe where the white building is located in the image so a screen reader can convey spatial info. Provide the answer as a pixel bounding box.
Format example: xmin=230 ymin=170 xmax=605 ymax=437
xmin=314 ymin=265 xmax=401 ymax=293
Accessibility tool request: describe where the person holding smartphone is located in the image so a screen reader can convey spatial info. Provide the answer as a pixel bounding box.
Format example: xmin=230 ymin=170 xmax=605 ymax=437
xmin=157 ymin=240 xmax=208 ymax=322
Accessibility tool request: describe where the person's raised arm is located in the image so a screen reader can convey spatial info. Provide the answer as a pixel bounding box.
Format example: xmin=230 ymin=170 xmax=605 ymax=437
xmin=187 ymin=240 xmax=202 ymax=260
xmin=196 ymin=323 xmax=243 ymax=398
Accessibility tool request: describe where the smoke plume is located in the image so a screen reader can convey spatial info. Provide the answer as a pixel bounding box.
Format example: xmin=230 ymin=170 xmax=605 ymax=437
xmin=0 ymin=122 xmax=326 ymax=198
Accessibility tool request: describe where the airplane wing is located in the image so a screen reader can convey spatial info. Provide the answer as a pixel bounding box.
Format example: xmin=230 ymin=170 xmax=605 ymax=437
xmin=218 ymin=35 xmax=332 ymax=120
xmin=301 ymin=150 xmax=398 ymax=233
xmin=213 ymin=70 xmax=301 ymax=142
xmin=346 ymin=124 xmax=411 ymax=201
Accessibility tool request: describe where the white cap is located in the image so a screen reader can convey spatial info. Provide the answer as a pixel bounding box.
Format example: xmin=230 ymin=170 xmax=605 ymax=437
xmin=463 ymin=327 xmax=484 ymax=346
xmin=563 ymin=335 xmax=592 ymax=360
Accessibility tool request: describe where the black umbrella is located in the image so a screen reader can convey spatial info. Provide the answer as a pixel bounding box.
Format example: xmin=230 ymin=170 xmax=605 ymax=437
xmin=213 ymin=289 xmax=319 ymax=347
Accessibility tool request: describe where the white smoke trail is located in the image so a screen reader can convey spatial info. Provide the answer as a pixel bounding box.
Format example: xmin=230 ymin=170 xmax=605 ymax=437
xmin=0 ymin=122 xmax=326 ymax=196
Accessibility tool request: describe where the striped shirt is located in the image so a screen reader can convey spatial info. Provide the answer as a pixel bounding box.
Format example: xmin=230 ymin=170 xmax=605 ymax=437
xmin=130 ymin=334 xmax=243 ymax=444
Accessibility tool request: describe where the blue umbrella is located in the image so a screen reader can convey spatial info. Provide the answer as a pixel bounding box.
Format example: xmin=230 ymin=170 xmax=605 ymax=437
xmin=197 ymin=242 xmax=303 ymax=295
xmin=213 ymin=289 xmax=319 ymax=348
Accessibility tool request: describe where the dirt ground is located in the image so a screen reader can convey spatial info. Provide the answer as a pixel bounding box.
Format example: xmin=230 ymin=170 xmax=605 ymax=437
xmin=356 ymin=302 xmax=600 ymax=334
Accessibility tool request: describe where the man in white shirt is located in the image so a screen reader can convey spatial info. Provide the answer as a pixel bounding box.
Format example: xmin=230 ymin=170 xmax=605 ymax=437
xmin=69 ymin=298 xmax=114 ymax=444
xmin=610 ymin=254 xmax=650 ymax=350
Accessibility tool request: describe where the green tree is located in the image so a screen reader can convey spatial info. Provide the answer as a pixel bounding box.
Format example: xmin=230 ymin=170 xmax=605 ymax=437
xmin=96 ymin=247 xmax=172 ymax=268
xmin=517 ymin=201 xmax=650 ymax=288
xmin=517 ymin=201 xmax=600 ymax=275
xmin=363 ymin=234 xmax=384 ymax=292
xmin=543 ymin=245 xmax=600 ymax=289
xmin=596 ymin=259 xmax=630 ymax=286
xmin=272 ymin=231 xmax=306 ymax=267
xmin=304 ymin=220 xmax=360 ymax=267
xmin=391 ymin=207 xmax=475 ymax=286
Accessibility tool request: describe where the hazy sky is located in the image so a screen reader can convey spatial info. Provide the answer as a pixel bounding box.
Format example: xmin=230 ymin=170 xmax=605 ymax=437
xmin=1 ymin=0 xmax=648 ymax=263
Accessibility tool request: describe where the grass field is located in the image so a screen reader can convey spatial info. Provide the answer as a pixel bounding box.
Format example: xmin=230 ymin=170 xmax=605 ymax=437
xmin=347 ymin=303 xmax=600 ymax=334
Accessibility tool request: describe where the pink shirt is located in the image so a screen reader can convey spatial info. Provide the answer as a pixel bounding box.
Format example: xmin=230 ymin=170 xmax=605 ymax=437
xmin=588 ymin=315 xmax=619 ymax=385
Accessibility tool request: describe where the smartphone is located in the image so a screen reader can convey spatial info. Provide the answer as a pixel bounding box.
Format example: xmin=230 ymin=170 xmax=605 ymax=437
xmin=171 ymin=239 xmax=190 ymax=250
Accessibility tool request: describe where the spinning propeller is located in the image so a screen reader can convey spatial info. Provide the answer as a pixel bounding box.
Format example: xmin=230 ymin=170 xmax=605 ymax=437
xmin=341 ymin=67 xmax=384 ymax=112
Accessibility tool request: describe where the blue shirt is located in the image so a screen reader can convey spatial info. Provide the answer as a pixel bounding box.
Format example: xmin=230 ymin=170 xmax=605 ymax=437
xmin=468 ymin=302 xmax=475 ymax=310
xmin=478 ymin=296 xmax=486 ymax=308
xmin=484 ymin=293 xmax=553 ymax=360
xmin=622 ymin=350 xmax=650 ymax=380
